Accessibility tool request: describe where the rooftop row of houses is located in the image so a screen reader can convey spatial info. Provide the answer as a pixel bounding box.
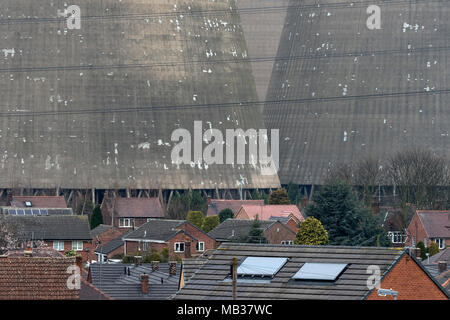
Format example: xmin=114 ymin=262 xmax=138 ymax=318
xmin=1 ymin=195 xmax=449 ymax=300
xmin=1 ymin=244 xmax=449 ymax=300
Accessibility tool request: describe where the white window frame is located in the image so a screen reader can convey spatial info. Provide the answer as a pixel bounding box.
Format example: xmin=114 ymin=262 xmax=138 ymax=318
xmin=119 ymin=218 xmax=134 ymax=228
xmin=434 ymin=238 xmax=445 ymax=249
xmin=196 ymin=242 xmax=205 ymax=252
xmin=388 ymin=231 xmax=406 ymax=244
xmin=281 ymin=240 xmax=294 ymax=245
xmin=174 ymin=242 xmax=185 ymax=252
xmin=72 ymin=241 xmax=83 ymax=251
xmin=142 ymin=242 xmax=149 ymax=251
xmin=53 ymin=241 xmax=65 ymax=251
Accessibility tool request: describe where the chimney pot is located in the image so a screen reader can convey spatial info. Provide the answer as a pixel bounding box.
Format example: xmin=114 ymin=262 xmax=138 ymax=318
xmin=152 ymin=260 xmax=160 ymax=272
xmin=169 ymin=261 xmax=177 ymax=276
xmin=140 ymin=274 xmax=149 ymax=294
xmin=438 ymin=261 xmax=447 ymax=273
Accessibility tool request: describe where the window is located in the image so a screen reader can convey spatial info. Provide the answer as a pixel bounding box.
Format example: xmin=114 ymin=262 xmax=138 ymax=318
xmin=281 ymin=240 xmax=294 ymax=245
xmin=72 ymin=241 xmax=83 ymax=251
xmin=387 ymin=231 xmax=406 ymax=244
xmin=142 ymin=242 xmax=149 ymax=251
xmin=119 ymin=218 xmax=134 ymax=228
xmin=53 ymin=241 xmax=65 ymax=251
xmin=174 ymin=242 xmax=185 ymax=252
xmin=196 ymin=242 xmax=205 ymax=252
xmin=434 ymin=238 xmax=445 ymax=249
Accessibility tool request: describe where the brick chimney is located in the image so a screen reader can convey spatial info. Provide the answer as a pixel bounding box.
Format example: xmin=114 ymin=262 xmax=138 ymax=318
xmin=24 ymin=245 xmax=32 ymax=257
xmin=169 ymin=261 xmax=177 ymax=276
xmin=151 ymin=260 xmax=159 ymax=272
xmin=140 ymin=274 xmax=149 ymax=294
xmin=438 ymin=261 xmax=447 ymax=273
xmin=75 ymin=256 xmax=83 ymax=271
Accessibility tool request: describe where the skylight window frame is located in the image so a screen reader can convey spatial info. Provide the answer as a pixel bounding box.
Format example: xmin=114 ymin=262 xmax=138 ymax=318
xmin=236 ymin=256 xmax=289 ymax=279
xmin=291 ymin=263 xmax=349 ymax=282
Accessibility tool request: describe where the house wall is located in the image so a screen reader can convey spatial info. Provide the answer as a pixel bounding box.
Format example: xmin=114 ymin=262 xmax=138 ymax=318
xmin=285 ymin=218 xmax=299 ymax=234
xmin=263 ymin=221 xmax=296 ymax=244
xmin=366 ymin=254 xmax=448 ymax=300
xmin=44 ymin=240 xmax=92 ymax=263
xmin=90 ymin=228 xmax=127 ymax=261
xmin=123 ymin=223 xmax=217 ymax=259
xmin=407 ymin=213 xmax=429 ymax=247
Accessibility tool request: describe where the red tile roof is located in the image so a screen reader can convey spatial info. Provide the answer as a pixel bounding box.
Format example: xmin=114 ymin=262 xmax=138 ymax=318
xmin=238 ymin=205 xmax=305 ymax=223
xmin=0 ymin=256 xmax=79 ymax=300
xmin=11 ymin=196 xmax=67 ymax=208
xmin=206 ymin=199 xmax=264 ymax=216
xmin=417 ymin=210 xmax=450 ymax=238
xmin=114 ymin=197 xmax=164 ymax=218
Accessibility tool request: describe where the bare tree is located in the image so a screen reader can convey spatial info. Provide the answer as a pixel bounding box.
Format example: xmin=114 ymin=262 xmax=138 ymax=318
xmin=386 ymin=148 xmax=450 ymax=209
xmin=0 ymin=215 xmax=20 ymax=253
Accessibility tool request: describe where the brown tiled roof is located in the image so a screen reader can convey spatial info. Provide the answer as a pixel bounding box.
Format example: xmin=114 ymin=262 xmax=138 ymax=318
xmin=206 ymin=199 xmax=264 ymax=216
xmin=11 ymin=196 xmax=67 ymax=208
xmin=239 ymin=205 xmax=305 ymax=223
xmin=417 ymin=211 xmax=450 ymax=238
xmin=114 ymin=197 xmax=164 ymax=218
xmin=0 ymin=256 xmax=79 ymax=300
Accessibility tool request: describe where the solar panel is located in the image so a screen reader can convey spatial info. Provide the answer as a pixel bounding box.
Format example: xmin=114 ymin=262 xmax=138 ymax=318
xmin=24 ymin=209 xmax=32 ymax=215
xmin=40 ymin=209 xmax=48 ymax=215
xmin=16 ymin=209 xmax=25 ymax=215
xmin=292 ymin=263 xmax=348 ymax=281
xmin=8 ymin=209 xmax=17 ymax=215
xmin=237 ymin=257 xmax=288 ymax=277
xmin=32 ymin=209 xmax=40 ymax=215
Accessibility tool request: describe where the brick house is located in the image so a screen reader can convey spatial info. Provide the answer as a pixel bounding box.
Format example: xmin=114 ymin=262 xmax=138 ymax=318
xmin=235 ymin=205 xmax=305 ymax=233
xmin=406 ymin=210 xmax=450 ymax=250
xmin=208 ymin=219 xmax=296 ymax=245
xmin=1 ymin=195 xmax=73 ymax=216
xmin=206 ymin=198 xmax=265 ymax=216
xmin=123 ymin=219 xmax=217 ymax=259
xmin=176 ymin=243 xmax=449 ymax=300
xmin=89 ymin=224 xmax=129 ymax=263
xmin=101 ymin=197 xmax=165 ymax=229
xmin=10 ymin=196 xmax=68 ymax=208
xmin=6 ymin=215 xmax=93 ymax=262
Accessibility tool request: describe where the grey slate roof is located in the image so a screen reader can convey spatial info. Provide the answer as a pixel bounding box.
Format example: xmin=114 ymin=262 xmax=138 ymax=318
xmin=207 ymin=219 xmax=276 ymax=241
xmin=123 ymin=219 xmax=185 ymax=241
xmin=89 ymin=263 xmax=181 ymax=300
xmin=425 ymin=248 xmax=450 ymax=265
xmin=175 ymin=243 xmax=408 ymax=300
xmin=90 ymin=224 xmax=113 ymax=238
xmin=6 ymin=215 xmax=91 ymax=241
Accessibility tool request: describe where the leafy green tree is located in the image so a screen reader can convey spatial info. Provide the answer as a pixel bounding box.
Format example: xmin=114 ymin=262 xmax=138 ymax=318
xmin=90 ymin=205 xmax=103 ymax=229
xmin=268 ymin=188 xmax=290 ymax=205
xmin=295 ymin=217 xmax=329 ymax=245
xmin=428 ymin=242 xmax=440 ymax=257
xmin=416 ymin=241 xmax=427 ymax=260
xmin=219 ymin=208 xmax=234 ymax=223
xmin=202 ymin=215 xmax=220 ymax=233
xmin=187 ymin=211 xmax=204 ymax=229
xmin=305 ymin=180 xmax=390 ymax=247
xmin=160 ymin=248 xmax=170 ymax=263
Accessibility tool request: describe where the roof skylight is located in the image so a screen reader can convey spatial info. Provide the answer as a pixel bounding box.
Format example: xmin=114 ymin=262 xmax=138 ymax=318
xmin=292 ymin=263 xmax=348 ymax=281
xmin=237 ymin=257 xmax=288 ymax=277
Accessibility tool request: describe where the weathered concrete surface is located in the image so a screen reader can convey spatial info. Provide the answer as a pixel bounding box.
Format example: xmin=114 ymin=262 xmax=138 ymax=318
xmin=0 ymin=0 xmax=280 ymax=190
xmin=264 ymin=0 xmax=450 ymax=185
xmin=236 ymin=0 xmax=289 ymax=101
